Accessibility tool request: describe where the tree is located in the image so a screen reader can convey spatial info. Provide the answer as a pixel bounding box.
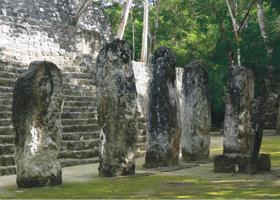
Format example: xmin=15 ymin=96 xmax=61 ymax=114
xmin=115 ymin=0 xmax=133 ymax=39
xmin=140 ymin=0 xmax=149 ymax=63
xmin=247 ymin=0 xmax=274 ymax=174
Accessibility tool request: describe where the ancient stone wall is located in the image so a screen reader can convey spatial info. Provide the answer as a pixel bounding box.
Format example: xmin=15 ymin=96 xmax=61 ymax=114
xmin=0 ymin=0 xmax=110 ymax=176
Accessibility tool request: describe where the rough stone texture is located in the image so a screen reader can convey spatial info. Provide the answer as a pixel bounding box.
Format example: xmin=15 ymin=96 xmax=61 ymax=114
xmin=223 ymin=66 xmax=254 ymax=154
xmin=180 ymin=61 xmax=211 ymax=161
xmin=144 ymin=47 xmax=180 ymax=168
xmin=257 ymin=153 xmax=271 ymax=171
xmin=12 ymin=61 xmax=63 ymax=187
xmin=213 ymin=154 xmax=248 ymax=173
xmin=0 ymin=0 xmax=110 ymax=175
xmin=213 ymin=153 xmax=271 ymax=173
xmin=96 ymin=39 xmax=138 ymax=177
xmin=132 ymin=61 xmax=151 ymax=117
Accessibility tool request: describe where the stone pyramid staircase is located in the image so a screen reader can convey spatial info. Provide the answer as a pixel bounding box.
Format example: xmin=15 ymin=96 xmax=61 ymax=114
xmin=0 ymin=62 xmax=25 ymax=175
xmin=59 ymin=70 xmax=100 ymax=167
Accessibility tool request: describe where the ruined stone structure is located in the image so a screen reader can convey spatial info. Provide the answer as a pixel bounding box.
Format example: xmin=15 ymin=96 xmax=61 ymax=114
xmin=180 ymin=62 xmax=211 ymax=161
xmin=0 ymin=0 xmax=110 ymax=175
xmin=0 ymin=0 xmax=148 ymax=176
xmin=144 ymin=47 xmax=180 ymax=168
xmin=13 ymin=61 xmax=63 ymax=187
xmin=223 ymin=66 xmax=254 ymax=154
xmin=214 ymin=66 xmax=255 ymax=173
xmin=96 ymin=39 xmax=138 ymax=177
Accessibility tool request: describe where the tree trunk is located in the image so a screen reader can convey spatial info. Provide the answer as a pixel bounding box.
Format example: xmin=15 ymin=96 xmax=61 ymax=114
xmin=247 ymin=0 xmax=274 ymax=174
xmin=140 ymin=0 xmax=149 ymax=63
xmin=225 ymin=0 xmax=241 ymax=66
xmin=130 ymin=10 xmax=135 ymax=60
xmin=115 ymin=0 xmax=133 ymax=40
xmin=151 ymin=0 xmax=160 ymax=52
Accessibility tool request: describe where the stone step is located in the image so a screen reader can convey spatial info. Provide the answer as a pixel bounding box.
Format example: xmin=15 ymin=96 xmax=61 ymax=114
xmin=0 ymin=126 xmax=13 ymax=135
xmin=0 ymin=135 xmax=14 ymax=143
xmin=0 ymin=71 xmax=18 ymax=79
xmin=62 ymin=72 xmax=94 ymax=80
xmin=138 ymin=122 xmax=146 ymax=130
xmin=138 ymin=129 xmax=146 ymax=136
xmin=0 ymin=112 xmax=12 ymax=119
xmin=63 ymin=88 xmax=96 ymax=97
xmin=0 ymin=86 xmax=13 ymax=93
xmin=59 ymin=149 xmax=98 ymax=159
xmin=0 ymin=105 xmax=12 ymax=112
xmin=0 ymin=78 xmax=15 ymax=87
xmin=61 ymin=112 xmax=97 ymax=119
xmin=0 ymin=165 xmax=16 ymax=176
xmin=63 ymin=83 xmax=96 ymax=91
xmin=0 ymin=119 xmax=11 ymax=126
xmin=63 ymin=106 xmax=97 ymax=113
xmin=62 ymin=95 xmax=96 ymax=101
xmin=136 ymin=143 xmax=146 ymax=152
xmin=62 ymin=131 xmax=99 ymax=141
xmin=0 ymin=155 xmax=15 ymax=166
xmin=137 ymin=135 xmax=146 ymax=143
xmin=135 ymin=151 xmax=146 ymax=158
xmin=61 ymin=118 xmax=97 ymax=126
xmin=60 ymin=157 xmax=99 ymax=167
xmin=62 ymin=124 xmax=99 ymax=133
xmin=0 ymin=92 xmax=12 ymax=99
xmin=0 ymin=99 xmax=12 ymax=106
xmin=63 ymin=101 xmax=97 ymax=108
xmin=0 ymin=63 xmax=27 ymax=74
xmin=61 ymin=139 xmax=99 ymax=151
xmin=64 ymin=78 xmax=95 ymax=86
xmin=0 ymin=144 xmax=15 ymax=155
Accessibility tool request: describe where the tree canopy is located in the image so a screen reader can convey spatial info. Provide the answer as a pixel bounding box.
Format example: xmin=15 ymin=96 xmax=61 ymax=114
xmin=104 ymin=0 xmax=280 ymax=123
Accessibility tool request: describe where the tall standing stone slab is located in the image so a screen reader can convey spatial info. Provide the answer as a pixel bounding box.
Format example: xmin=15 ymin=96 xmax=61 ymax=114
xmin=223 ymin=66 xmax=254 ymax=154
xmin=12 ymin=61 xmax=63 ymax=187
xmin=180 ymin=61 xmax=211 ymax=161
xmin=144 ymin=47 xmax=180 ymax=168
xmin=96 ymin=39 xmax=138 ymax=177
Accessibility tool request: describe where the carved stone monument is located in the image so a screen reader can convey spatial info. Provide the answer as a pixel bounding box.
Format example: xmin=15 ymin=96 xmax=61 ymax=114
xmin=144 ymin=47 xmax=180 ymax=168
xmin=12 ymin=61 xmax=63 ymax=187
xmin=96 ymin=39 xmax=138 ymax=177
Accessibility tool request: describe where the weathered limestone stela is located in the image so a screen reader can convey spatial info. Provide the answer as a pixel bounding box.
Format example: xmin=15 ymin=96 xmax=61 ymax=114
xmin=180 ymin=61 xmax=211 ymax=161
xmin=223 ymin=65 xmax=254 ymax=155
xmin=96 ymin=39 xmax=138 ymax=177
xmin=12 ymin=61 xmax=63 ymax=187
xmin=144 ymin=47 xmax=180 ymax=168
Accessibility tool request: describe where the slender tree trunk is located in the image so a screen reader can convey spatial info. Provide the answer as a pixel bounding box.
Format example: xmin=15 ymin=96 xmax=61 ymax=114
xmin=247 ymin=0 xmax=274 ymax=174
xmin=225 ymin=0 xmax=241 ymax=66
xmin=73 ymin=0 xmax=93 ymax=25
xmin=115 ymin=0 xmax=133 ymax=40
xmin=140 ymin=0 xmax=149 ymax=63
xmin=151 ymin=0 xmax=160 ymax=52
xmin=130 ymin=10 xmax=135 ymax=60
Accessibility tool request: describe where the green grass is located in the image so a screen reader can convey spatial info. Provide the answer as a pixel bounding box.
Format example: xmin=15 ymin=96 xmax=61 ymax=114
xmin=0 ymin=135 xmax=280 ymax=199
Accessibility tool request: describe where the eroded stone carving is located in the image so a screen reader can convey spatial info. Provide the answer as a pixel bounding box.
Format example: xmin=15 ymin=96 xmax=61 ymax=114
xmin=96 ymin=39 xmax=138 ymax=177
xmin=144 ymin=47 xmax=180 ymax=168
xmin=12 ymin=61 xmax=63 ymax=187
xmin=180 ymin=61 xmax=211 ymax=161
xmin=223 ymin=66 xmax=254 ymax=154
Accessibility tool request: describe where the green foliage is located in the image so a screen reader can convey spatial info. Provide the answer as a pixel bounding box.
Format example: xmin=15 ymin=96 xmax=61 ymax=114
xmin=104 ymin=0 xmax=280 ymax=118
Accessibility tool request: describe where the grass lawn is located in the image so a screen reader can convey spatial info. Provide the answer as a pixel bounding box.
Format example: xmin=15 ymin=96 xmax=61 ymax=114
xmin=0 ymin=135 xmax=279 ymax=199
